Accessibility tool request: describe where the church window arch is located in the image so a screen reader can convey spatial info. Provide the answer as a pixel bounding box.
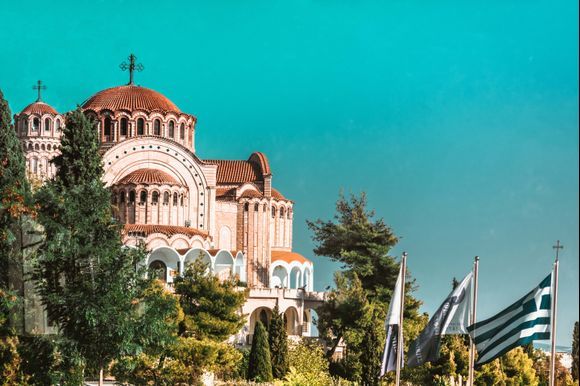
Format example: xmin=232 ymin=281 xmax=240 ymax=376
xmin=112 ymin=192 xmax=118 ymax=205
xmin=140 ymin=191 xmax=147 ymax=204
xmin=104 ymin=116 xmax=112 ymax=138
xmin=271 ymin=207 xmax=276 ymax=218
xmin=129 ymin=190 xmax=136 ymax=204
xmin=41 ymin=144 xmax=45 ymax=151
xmin=180 ymin=123 xmax=185 ymax=140
xmin=119 ymin=191 xmax=125 ymax=203
xmin=55 ymin=119 xmax=61 ymax=131
xmin=27 ymin=143 xmax=32 ymax=151
xmin=173 ymin=192 xmax=178 ymax=205
xmin=31 ymin=158 xmax=38 ymax=173
xmin=33 ymin=118 xmax=39 ymax=131
xmin=254 ymin=203 xmax=259 ymax=211
xmin=180 ymin=194 xmax=184 ymax=206
xmin=152 ymin=191 xmax=159 ymax=205
xmin=44 ymin=118 xmax=51 ymax=131
xmin=34 ymin=143 xmax=39 ymax=151
xmin=244 ymin=202 xmax=249 ymax=212
xmin=120 ymin=118 xmax=128 ymax=136
xmin=47 ymin=144 xmax=51 ymax=151
xmin=163 ymin=191 xmax=170 ymax=205
xmin=168 ymin=121 xmax=175 ymax=138
xmin=137 ymin=118 xmax=145 ymax=135
xmin=154 ymin=119 xmax=161 ymax=136
xmin=280 ymin=207 xmax=285 ymax=218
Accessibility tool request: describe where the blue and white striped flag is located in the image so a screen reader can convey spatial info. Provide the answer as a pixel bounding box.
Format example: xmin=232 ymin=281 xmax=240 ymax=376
xmin=467 ymin=273 xmax=552 ymax=365
xmin=380 ymin=265 xmax=404 ymax=376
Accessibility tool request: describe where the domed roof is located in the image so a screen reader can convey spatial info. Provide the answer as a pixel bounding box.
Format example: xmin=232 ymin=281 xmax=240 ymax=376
xmin=20 ymin=101 xmax=58 ymax=116
xmin=82 ymin=85 xmax=181 ymax=113
xmin=117 ymin=168 xmax=181 ymax=186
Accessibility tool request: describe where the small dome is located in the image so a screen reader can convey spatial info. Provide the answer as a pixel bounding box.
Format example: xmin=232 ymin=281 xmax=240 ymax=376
xmin=117 ymin=168 xmax=181 ymax=186
xmin=20 ymin=101 xmax=58 ymax=116
xmin=82 ymin=85 xmax=180 ymax=113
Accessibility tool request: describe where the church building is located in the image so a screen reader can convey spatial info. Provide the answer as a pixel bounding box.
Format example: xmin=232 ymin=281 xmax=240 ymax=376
xmin=13 ymin=55 xmax=325 ymax=343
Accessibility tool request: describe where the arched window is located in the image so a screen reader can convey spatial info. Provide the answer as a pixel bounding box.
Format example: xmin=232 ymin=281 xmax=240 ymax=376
xmin=173 ymin=192 xmax=178 ymax=205
xmin=120 ymin=118 xmax=128 ymax=136
xmin=163 ymin=192 xmax=170 ymax=205
xmin=119 ymin=191 xmax=125 ymax=203
xmin=140 ymin=191 xmax=147 ymax=204
xmin=271 ymin=207 xmax=276 ymax=218
xmin=41 ymin=144 xmax=45 ymax=151
xmin=44 ymin=118 xmax=51 ymax=131
xmin=149 ymin=260 xmax=167 ymax=283
xmin=168 ymin=121 xmax=175 ymax=138
xmin=33 ymin=118 xmax=39 ymax=131
xmin=152 ymin=191 xmax=159 ymax=204
xmin=112 ymin=193 xmax=118 ymax=205
xmin=180 ymin=123 xmax=185 ymax=140
xmin=34 ymin=143 xmax=39 ymax=150
xmin=254 ymin=203 xmax=259 ymax=211
xmin=280 ymin=207 xmax=285 ymax=218
xmin=288 ymin=209 xmax=292 ymax=219
xmin=137 ymin=118 xmax=145 ymax=135
xmin=55 ymin=119 xmax=61 ymax=131
xmin=154 ymin=119 xmax=161 ymax=136
xmin=47 ymin=144 xmax=52 ymax=151
xmin=104 ymin=117 xmax=112 ymax=138
xmin=129 ymin=191 xmax=136 ymax=204
xmin=27 ymin=143 xmax=32 ymax=150
xmin=263 ymin=204 xmax=267 ymax=212
xmin=31 ymin=158 xmax=38 ymax=173
xmin=180 ymin=194 xmax=184 ymax=206
xmin=244 ymin=203 xmax=249 ymax=212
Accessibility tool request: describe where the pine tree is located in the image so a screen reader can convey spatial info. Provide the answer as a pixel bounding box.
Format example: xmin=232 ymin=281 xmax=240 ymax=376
xmin=573 ymin=321 xmax=579 ymax=382
xmin=248 ymin=321 xmax=273 ymax=382
xmin=268 ymin=305 xmax=289 ymax=379
xmin=31 ymin=107 xmax=151 ymax=385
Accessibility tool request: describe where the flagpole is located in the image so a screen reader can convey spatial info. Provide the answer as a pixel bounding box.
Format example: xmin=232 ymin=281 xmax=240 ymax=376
xmin=549 ymin=241 xmax=562 ymax=386
xmin=395 ymin=252 xmax=407 ymax=386
xmin=468 ymin=256 xmax=479 ymax=386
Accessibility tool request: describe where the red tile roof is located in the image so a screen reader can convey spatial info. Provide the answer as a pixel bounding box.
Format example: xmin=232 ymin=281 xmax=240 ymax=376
xmin=206 ymin=159 xmax=262 ymax=184
xmin=82 ymin=85 xmax=181 ymax=113
xmin=118 ymin=168 xmax=181 ymax=186
xmin=124 ymin=224 xmax=208 ymax=238
xmin=271 ymin=251 xmax=311 ymax=264
xmin=271 ymin=188 xmax=287 ymax=201
xmin=20 ymin=102 xmax=58 ymax=116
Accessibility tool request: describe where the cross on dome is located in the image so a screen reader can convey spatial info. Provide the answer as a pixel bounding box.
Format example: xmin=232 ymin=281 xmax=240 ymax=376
xmin=32 ymin=80 xmax=46 ymax=102
xmin=119 ymin=54 xmax=144 ymax=85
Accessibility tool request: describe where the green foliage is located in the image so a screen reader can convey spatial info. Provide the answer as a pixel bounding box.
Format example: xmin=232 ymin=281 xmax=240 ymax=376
xmin=501 ymin=347 xmax=539 ymax=386
xmin=308 ymin=192 xmax=424 ymax=385
xmin=573 ymin=321 xmax=579 ymax=382
xmin=174 ymin=257 xmax=247 ymax=341
xmin=284 ymin=340 xmax=332 ymax=386
xmin=269 ymin=305 xmax=289 ymax=379
xmin=248 ymin=321 xmax=273 ymax=382
xmin=18 ymin=335 xmax=85 ymax=386
xmin=31 ymin=108 xmax=153 ymax=376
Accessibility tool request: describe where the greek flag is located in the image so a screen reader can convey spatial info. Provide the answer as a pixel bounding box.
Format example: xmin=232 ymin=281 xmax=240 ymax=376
xmin=467 ymin=273 xmax=552 ymax=366
xmin=380 ymin=264 xmax=404 ymax=376
xmin=407 ymin=272 xmax=472 ymax=367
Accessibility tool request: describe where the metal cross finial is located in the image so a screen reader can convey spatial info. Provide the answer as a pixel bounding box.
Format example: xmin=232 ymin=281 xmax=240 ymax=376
xmin=119 ymin=54 xmax=144 ymax=85
xmin=32 ymin=80 xmax=46 ymax=102
xmin=553 ymin=240 xmax=564 ymax=262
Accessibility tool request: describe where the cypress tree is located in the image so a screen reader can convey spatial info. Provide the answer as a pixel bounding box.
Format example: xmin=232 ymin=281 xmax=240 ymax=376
xmin=248 ymin=321 xmax=273 ymax=382
xmin=573 ymin=321 xmax=579 ymax=382
xmin=268 ymin=305 xmax=288 ymax=379
xmin=32 ymin=107 xmax=149 ymax=385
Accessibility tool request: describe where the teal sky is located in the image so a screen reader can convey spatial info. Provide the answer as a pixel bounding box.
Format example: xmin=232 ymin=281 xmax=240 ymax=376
xmin=1 ymin=0 xmax=578 ymax=346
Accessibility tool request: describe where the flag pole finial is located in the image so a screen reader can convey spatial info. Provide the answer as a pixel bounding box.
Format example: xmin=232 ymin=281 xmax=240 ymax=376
xmin=552 ymin=240 xmax=563 ymax=262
